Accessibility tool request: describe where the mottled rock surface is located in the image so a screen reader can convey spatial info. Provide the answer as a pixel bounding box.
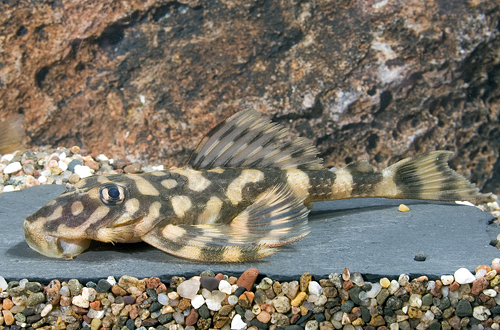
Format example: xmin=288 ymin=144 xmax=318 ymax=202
xmin=1 ymin=0 xmax=500 ymax=193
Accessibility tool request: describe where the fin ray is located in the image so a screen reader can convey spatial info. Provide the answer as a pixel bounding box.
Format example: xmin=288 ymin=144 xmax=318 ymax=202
xmin=188 ymin=109 xmax=322 ymax=170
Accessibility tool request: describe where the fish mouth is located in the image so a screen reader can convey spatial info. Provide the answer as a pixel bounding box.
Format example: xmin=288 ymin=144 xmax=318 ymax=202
xmin=23 ymin=219 xmax=90 ymax=259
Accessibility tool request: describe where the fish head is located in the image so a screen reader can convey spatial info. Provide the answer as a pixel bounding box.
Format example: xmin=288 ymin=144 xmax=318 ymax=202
xmin=24 ymin=174 xmax=150 ymax=259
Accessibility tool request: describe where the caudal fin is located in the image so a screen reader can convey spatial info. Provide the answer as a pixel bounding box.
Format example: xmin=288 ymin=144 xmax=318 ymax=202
xmin=383 ymin=151 xmax=488 ymax=200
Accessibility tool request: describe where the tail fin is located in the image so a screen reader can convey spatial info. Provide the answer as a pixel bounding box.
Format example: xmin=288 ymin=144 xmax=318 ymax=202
xmin=383 ymin=151 xmax=488 ymax=200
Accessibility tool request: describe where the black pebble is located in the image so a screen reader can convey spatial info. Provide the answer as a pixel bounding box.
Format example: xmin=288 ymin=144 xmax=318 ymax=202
xmin=200 ymin=276 xmax=220 ymax=291
xmin=198 ymin=305 xmax=211 ymax=319
xmin=146 ymin=288 xmax=158 ymax=301
xmin=96 ymin=279 xmax=112 ymax=293
xmin=340 ymin=300 xmax=354 ymax=313
xmin=11 ymin=325 xmax=21 ymax=330
xmin=296 ymin=311 xmax=312 ymax=325
xmin=414 ymin=251 xmax=427 ymax=261
xmin=158 ymin=313 xmax=173 ymax=324
xmin=314 ymin=313 xmax=326 ymax=322
xmin=234 ymin=286 xmax=246 ymax=296
xmin=149 ymin=301 xmax=162 ymax=313
xmin=126 ymin=318 xmax=135 ymax=330
xmin=22 ymin=307 xmax=35 ymax=317
xmin=86 ymin=281 xmax=97 ymax=288
xmin=250 ymin=318 xmax=268 ymax=329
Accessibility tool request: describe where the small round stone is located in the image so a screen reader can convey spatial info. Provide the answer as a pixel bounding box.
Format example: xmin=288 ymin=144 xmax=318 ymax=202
xmin=414 ymin=251 xmax=427 ymax=262
xmin=454 ymin=268 xmax=476 ymax=284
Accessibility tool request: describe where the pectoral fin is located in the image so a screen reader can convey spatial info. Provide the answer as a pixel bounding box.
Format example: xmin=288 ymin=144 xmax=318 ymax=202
xmin=140 ymin=184 xmax=310 ymax=262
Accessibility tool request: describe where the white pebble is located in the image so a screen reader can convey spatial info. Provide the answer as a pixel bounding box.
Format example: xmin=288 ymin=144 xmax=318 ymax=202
xmin=173 ymin=312 xmax=184 ymax=324
xmin=219 ymin=280 xmax=232 ymax=294
xmin=398 ymin=274 xmax=410 ymax=286
xmin=476 ymin=268 xmax=487 ymax=279
xmin=473 ymin=306 xmax=491 ymax=321
xmin=409 ymin=294 xmax=422 ymax=308
xmin=19 ymin=279 xmax=28 ymax=288
xmin=158 ymin=293 xmax=169 ymax=306
xmin=440 ymin=275 xmax=454 ymax=286
xmin=351 ymin=272 xmax=365 ymax=287
xmin=59 ymin=152 xmax=67 ymax=160
xmin=3 ymin=185 xmax=15 ymax=192
xmin=87 ymin=308 xmax=105 ymax=319
xmin=0 ymin=276 xmax=7 ymax=292
xmin=483 ymin=289 xmax=497 ymax=297
xmin=454 ymin=268 xmax=476 ymax=284
xmin=82 ymin=287 xmax=97 ymax=301
xmin=228 ymin=295 xmax=238 ymax=305
xmin=3 ymin=162 xmax=22 ymax=174
xmin=388 ymin=280 xmax=400 ymax=294
xmin=305 ymin=320 xmax=318 ymax=330
xmin=365 ymin=283 xmax=382 ymax=298
xmin=107 ymin=276 xmax=117 ymax=286
xmin=96 ymin=154 xmax=109 ymax=162
xmin=308 ymin=281 xmax=323 ymax=295
xmin=38 ymin=175 xmax=48 ymax=183
xmin=231 ymin=314 xmax=247 ymax=330
xmin=72 ymin=295 xmax=89 ymax=308
xmin=74 ymin=165 xmax=94 ymax=178
xmin=58 ymin=160 xmax=68 ymax=171
xmin=177 ymin=278 xmax=201 ymax=299
xmin=1 ymin=154 xmax=14 ymax=162
xmin=40 ymin=303 xmax=53 ymax=317
xmin=191 ymin=295 xmax=205 ymax=309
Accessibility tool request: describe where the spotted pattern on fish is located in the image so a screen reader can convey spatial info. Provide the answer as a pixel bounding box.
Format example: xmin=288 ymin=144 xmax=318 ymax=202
xmin=23 ymin=109 xmax=488 ymax=261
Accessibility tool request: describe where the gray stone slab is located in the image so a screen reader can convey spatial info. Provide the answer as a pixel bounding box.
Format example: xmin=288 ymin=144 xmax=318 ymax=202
xmin=0 ymin=184 xmax=497 ymax=282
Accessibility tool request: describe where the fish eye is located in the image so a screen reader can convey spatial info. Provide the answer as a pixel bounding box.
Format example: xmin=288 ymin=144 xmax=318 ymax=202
xmin=99 ymin=183 xmax=127 ymax=206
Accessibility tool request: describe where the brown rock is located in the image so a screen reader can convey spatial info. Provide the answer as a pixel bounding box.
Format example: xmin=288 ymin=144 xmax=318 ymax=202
xmin=45 ymin=280 xmax=61 ymax=305
xmin=257 ymin=311 xmax=271 ymax=323
xmin=111 ymin=285 xmax=127 ymax=296
xmin=237 ymin=268 xmax=259 ymax=291
xmin=156 ymin=283 xmax=167 ymax=294
xmin=343 ymin=280 xmax=354 ymax=291
xmin=215 ymin=273 xmax=224 ymax=281
xmin=238 ymin=291 xmax=255 ymax=309
xmin=60 ymin=296 xmax=72 ymax=307
xmin=2 ymin=298 xmax=14 ymax=310
xmin=213 ymin=314 xmax=229 ymax=328
xmin=145 ymin=277 xmax=161 ymax=289
xmin=124 ymin=163 xmax=142 ymax=174
xmin=177 ymin=298 xmax=191 ymax=311
xmin=84 ymin=158 xmax=100 ymax=170
xmin=368 ymin=315 xmax=385 ymax=327
xmin=185 ymin=308 xmax=199 ymax=326
xmin=90 ymin=301 xmax=102 ymax=311
xmin=449 ymin=281 xmax=460 ymax=292
xmin=471 ymin=277 xmax=489 ymax=295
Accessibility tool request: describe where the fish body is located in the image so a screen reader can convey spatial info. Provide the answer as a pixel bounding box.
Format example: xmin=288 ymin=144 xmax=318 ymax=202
xmin=23 ymin=109 xmax=486 ymax=261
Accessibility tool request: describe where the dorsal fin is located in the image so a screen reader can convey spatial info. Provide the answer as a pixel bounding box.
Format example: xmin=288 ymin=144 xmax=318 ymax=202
xmin=187 ymin=109 xmax=323 ymax=170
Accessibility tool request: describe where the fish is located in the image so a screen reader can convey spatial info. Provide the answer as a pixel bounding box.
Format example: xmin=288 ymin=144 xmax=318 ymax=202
xmin=23 ymin=109 xmax=487 ymax=261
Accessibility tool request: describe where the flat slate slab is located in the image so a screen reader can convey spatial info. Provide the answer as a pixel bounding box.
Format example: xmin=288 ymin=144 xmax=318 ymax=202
xmin=0 ymin=184 xmax=497 ymax=282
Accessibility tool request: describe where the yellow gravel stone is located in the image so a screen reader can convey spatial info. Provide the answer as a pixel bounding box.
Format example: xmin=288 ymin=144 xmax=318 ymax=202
xmin=91 ymin=318 xmax=102 ymax=330
xmin=380 ymin=277 xmax=391 ymax=288
xmin=398 ymin=204 xmax=410 ymax=212
xmin=291 ymin=292 xmax=308 ymax=307
xmin=352 ymin=318 xmax=364 ymax=326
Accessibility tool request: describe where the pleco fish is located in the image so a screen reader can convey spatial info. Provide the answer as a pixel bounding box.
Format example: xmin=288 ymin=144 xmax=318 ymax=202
xmin=23 ymin=110 xmax=487 ymax=261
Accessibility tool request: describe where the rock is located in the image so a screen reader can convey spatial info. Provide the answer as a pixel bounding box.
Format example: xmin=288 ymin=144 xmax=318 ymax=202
xmin=308 ymin=281 xmax=322 ymax=296
xmin=185 ymin=308 xmax=199 ymax=326
xmin=191 ymin=295 xmax=205 ymax=309
xmin=218 ymin=280 xmax=232 ymax=294
xmin=455 ymin=300 xmax=473 ymax=317
xmin=200 ymin=276 xmax=220 ymax=291
xmin=177 ymin=278 xmax=201 ymax=300
xmin=300 ymin=273 xmax=312 ymax=292
xmin=3 ymin=162 xmax=22 ymax=174
xmin=257 ymin=311 xmax=271 ymax=323
xmin=471 ymin=277 xmax=489 ymax=295
xmin=472 ymin=306 xmax=491 ymax=321
xmin=454 ymin=268 xmax=476 ymax=284
xmin=231 ymin=314 xmax=247 ymax=330
xmin=273 ymin=295 xmax=291 ymax=313
xmin=237 ymin=268 xmax=259 ymax=291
